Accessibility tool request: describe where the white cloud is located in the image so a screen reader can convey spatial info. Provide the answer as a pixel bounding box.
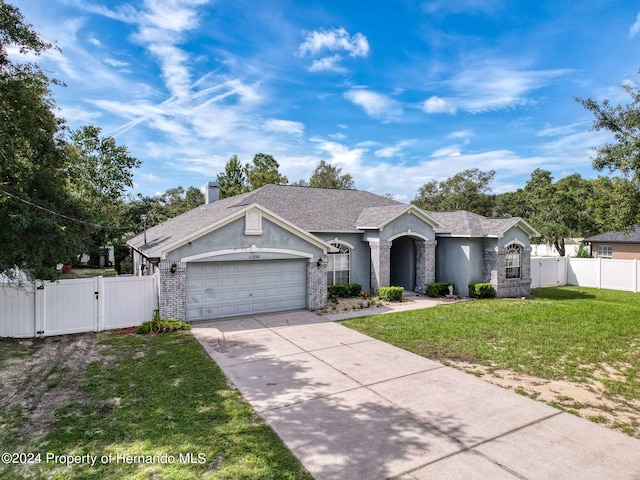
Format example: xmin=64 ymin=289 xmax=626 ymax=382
xmin=431 ymin=145 xmax=461 ymax=157
xmin=263 ymin=119 xmax=305 ymax=135
xmin=630 ymin=12 xmax=640 ymax=38
xmin=537 ymin=121 xmax=590 ymax=137
xmin=449 ymin=62 xmax=571 ymax=113
xmin=425 ymin=59 xmax=571 ymax=114
xmin=310 ymin=138 xmax=367 ymax=167
xmin=344 ymin=89 xmax=403 ymax=122
xmin=423 ymin=96 xmax=457 ymax=114
xmin=374 ymin=139 xmax=415 ymax=158
xmin=299 ymin=27 xmax=369 ymax=57
xmin=447 ymin=129 xmax=473 ymax=139
xmin=104 ymin=58 xmax=130 ymax=68
xmin=375 ymin=146 xmax=403 ymax=158
xmin=309 ymin=55 xmax=345 ymax=73
xmin=299 ymin=27 xmax=369 ymax=72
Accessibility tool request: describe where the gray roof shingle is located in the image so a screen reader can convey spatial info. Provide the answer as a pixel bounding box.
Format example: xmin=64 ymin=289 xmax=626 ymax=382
xmin=583 ymin=226 xmax=640 ymax=244
xmin=428 ymin=210 xmax=534 ymax=237
xmin=128 ymin=185 xmax=403 ymax=257
xmin=128 ymin=185 xmax=537 ymax=258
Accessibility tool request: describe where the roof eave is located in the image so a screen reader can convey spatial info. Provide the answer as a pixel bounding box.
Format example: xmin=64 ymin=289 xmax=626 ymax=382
xmin=158 ymin=203 xmax=333 ymax=259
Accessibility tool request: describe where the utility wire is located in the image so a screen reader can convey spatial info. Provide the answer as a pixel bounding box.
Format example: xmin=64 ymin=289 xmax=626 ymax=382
xmin=0 ymin=187 xmax=138 ymax=231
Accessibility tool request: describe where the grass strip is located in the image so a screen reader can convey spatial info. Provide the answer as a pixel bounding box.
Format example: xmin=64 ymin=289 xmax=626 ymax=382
xmin=1 ymin=332 xmax=310 ymax=480
xmin=343 ymin=286 xmax=640 ymax=400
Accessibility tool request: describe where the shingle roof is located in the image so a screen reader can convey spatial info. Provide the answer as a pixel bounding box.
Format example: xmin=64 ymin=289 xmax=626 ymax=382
xmin=355 ymin=205 xmax=413 ymax=228
xmin=128 ymin=185 xmax=403 ymax=257
xmin=128 ymin=185 xmax=537 ymax=258
xmin=583 ymin=226 xmax=640 ymax=244
xmin=427 ymin=210 xmax=537 ymax=237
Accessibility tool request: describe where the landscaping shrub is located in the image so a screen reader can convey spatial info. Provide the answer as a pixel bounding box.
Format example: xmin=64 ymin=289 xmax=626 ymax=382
xmin=426 ymin=282 xmax=453 ymax=297
xmin=137 ymin=318 xmax=191 ymax=334
xmin=468 ymin=282 xmax=495 ymax=298
xmin=378 ymin=286 xmax=404 ymax=302
xmin=328 ymin=283 xmax=362 ymax=299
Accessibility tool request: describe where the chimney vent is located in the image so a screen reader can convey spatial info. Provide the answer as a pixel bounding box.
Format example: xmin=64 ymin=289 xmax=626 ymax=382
xmin=205 ymin=181 xmax=219 ymax=204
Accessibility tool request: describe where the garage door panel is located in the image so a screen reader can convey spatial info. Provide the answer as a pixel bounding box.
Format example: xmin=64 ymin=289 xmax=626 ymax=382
xmin=236 ymin=263 xmax=252 ymax=273
xmin=187 ymin=278 xmax=203 ymax=289
xmin=187 ymin=260 xmax=307 ymax=321
xmin=188 ymin=293 xmax=203 ymax=305
xmin=220 ymin=277 xmax=237 ymax=287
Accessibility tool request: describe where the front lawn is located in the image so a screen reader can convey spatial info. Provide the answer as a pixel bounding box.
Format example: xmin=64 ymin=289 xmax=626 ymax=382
xmin=343 ymin=286 xmax=640 ymax=437
xmin=0 ymin=331 xmax=311 ymax=480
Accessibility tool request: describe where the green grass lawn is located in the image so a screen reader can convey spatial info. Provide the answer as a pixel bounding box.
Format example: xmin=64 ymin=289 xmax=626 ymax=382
xmin=343 ymin=287 xmax=640 ymax=402
xmin=0 ymin=332 xmax=311 ymax=480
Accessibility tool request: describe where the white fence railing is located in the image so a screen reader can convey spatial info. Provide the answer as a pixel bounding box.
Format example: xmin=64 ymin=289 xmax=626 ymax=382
xmin=531 ymin=257 xmax=640 ymax=292
xmin=0 ymin=274 xmax=159 ymax=338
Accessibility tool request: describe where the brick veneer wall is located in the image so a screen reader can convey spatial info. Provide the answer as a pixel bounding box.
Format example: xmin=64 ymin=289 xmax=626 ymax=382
xmin=369 ymin=240 xmax=391 ymax=293
xmin=307 ymin=257 xmax=328 ymax=310
xmin=415 ymin=240 xmax=437 ymax=293
xmin=483 ymin=245 xmax=532 ymax=298
xmin=159 ymin=261 xmax=187 ymax=320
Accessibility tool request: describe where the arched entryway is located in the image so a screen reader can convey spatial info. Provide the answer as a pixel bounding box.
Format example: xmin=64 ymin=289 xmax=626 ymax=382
xmin=390 ymin=236 xmax=418 ymax=291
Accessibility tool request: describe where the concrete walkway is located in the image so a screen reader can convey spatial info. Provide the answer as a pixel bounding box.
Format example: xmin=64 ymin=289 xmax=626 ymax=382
xmin=192 ymin=310 xmax=640 ymax=480
xmin=322 ymin=291 xmax=440 ymax=321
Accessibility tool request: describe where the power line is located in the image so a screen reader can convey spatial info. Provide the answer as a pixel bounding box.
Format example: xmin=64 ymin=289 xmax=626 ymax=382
xmin=0 ymin=188 xmax=136 ymax=230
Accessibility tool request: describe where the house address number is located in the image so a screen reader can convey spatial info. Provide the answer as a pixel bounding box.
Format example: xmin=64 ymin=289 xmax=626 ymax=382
xmin=249 ymin=254 xmax=260 ymax=260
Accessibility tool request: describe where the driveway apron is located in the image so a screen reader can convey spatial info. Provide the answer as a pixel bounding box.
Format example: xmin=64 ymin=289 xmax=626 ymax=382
xmin=191 ymin=310 xmax=640 ymax=480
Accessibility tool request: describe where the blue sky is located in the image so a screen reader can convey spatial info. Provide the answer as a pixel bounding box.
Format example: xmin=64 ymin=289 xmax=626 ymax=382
xmin=14 ymin=1 xmax=640 ymax=202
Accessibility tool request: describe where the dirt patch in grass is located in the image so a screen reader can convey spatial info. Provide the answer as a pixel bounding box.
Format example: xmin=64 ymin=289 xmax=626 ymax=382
xmin=0 ymin=334 xmax=98 ymax=445
xmin=449 ymin=360 xmax=640 ymax=438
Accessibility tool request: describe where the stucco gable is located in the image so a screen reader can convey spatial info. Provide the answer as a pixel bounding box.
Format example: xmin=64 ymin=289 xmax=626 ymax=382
xmin=356 ymin=205 xmax=441 ymax=231
xmin=136 ymin=203 xmax=333 ymax=259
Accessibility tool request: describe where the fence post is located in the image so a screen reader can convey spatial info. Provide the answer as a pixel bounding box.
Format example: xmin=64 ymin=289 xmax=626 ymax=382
xmin=596 ymin=257 xmax=602 ymax=289
xmin=35 ymin=282 xmax=45 ymax=338
xmin=96 ymin=276 xmax=104 ymax=332
xmin=634 ymin=259 xmax=638 ymax=293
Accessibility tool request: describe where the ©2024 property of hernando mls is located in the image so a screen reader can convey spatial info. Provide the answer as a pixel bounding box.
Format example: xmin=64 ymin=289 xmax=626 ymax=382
xmin=128 ymin=183 xmax=540 ymax=321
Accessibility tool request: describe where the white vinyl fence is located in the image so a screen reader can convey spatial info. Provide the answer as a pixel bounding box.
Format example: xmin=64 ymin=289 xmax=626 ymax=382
xmin=0 ymin=273 xmax=159 ymax=338
xmin=531 ymin=257 xmax=640 ymax=292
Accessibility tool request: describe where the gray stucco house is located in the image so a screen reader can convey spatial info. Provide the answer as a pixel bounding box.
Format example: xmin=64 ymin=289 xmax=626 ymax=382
xmin=128 ymin=184 xmax=539 ymax=321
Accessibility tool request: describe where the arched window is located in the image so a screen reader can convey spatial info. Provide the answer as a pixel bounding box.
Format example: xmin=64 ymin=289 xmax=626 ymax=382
xmin=505 ymin=244 xmax=521 ymax=279
xmin=327 ymin=243 xmax=350 ymax=285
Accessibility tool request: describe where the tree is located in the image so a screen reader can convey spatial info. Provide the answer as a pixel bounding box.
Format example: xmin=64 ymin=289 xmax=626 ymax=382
xmin=521 ymin=169 xmax=597 ymax=256
xmin=217 ymin=155 xmax=247 ymax=198
xmin=63 ymin=125 xmax=141 ymax=250
xmin=308 ymin=160 xmax=355 ymax=189
xmin=123 ymin=185 xmax=205 ymax=232
xmin=64 ymin=126 xmax=140 ymax=201
xmin=0 ymin=3 xmax=85 ymax=280
xmin=244 ymin=153 xmax=288 ymax=190
xmin=578 ymin=77 xmax=640 ymax=230
xmin=411 ymin=168 xmax=495 ymax=216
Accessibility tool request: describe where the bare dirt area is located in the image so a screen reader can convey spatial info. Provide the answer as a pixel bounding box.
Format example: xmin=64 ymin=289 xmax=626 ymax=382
xmin=449 ymin=360 xmax=640 ymax=438
xmin=0 ymin=334 xmax=99 ymax=446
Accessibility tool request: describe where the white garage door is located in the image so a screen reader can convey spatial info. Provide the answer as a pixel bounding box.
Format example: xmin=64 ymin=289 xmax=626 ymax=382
xmin=186 ymin=259 xmax=307 ymax=321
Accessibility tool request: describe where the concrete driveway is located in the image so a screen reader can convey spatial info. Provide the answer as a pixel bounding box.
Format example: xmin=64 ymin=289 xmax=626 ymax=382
xmin=192 ymin=310 xmax=640 ymax=480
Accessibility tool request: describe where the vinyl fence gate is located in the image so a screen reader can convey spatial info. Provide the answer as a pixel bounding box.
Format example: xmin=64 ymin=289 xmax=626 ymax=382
xmin=0 ymin=274 xmax=159 ymax=338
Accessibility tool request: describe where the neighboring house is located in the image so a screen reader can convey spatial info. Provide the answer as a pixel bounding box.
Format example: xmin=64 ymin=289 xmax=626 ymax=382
xmin=128 ymin=184 xmax=540 ymax=321
xmin=583 ymin=226 xmax=640 ymax=260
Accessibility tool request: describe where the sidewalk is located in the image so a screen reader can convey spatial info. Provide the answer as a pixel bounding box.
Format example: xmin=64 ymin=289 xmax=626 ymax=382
xmin=192 ymin=310 xmax=640 ymax=479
